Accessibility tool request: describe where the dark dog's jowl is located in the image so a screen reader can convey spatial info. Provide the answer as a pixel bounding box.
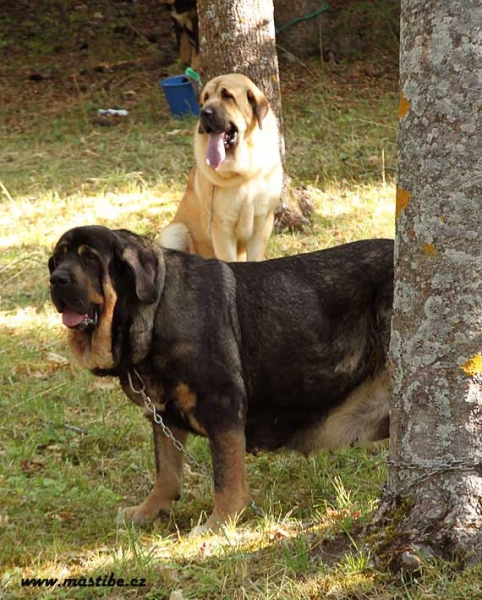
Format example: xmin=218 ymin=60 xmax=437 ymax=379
xmin=49 ymin=225 xmax=394 ymax=533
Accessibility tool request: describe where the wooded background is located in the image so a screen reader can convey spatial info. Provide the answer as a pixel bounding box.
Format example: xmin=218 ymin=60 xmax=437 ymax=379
xmin=1 ymin=0 xmax=400 ymax=68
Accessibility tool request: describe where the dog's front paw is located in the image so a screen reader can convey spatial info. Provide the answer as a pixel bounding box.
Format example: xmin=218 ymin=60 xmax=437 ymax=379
xmin=189 ymin=510 xmax=239 ymax=537
xmin=116 ymin=503 xmax=165 ymax=527
xmin=189 ymin=522 xmax=214 ymax=537
xmin=117 ymin=506 xmax=152 ymax=527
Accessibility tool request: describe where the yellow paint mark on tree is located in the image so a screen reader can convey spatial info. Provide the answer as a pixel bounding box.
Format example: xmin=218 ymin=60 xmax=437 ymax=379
xmin=396 ymin=187 xmax=411 ymax=218
xmin=461 ymin=354 xmax=482 ymax=377
xmin=422 ymin=243 xmax=438 ymax=257
xmin=398 ymin=91 xmax=411 ymax=118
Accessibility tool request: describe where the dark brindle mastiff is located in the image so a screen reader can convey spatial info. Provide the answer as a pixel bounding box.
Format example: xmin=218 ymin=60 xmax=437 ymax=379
xmin=49 ymin=225 xmax=394 ymax=533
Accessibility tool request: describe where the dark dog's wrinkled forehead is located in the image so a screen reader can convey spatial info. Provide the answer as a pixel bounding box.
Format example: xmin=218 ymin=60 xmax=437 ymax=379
xmin=54 ymin=225 xmax=120 ymax=254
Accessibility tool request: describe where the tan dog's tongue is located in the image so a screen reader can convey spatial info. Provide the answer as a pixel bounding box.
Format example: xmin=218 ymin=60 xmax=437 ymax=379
xmin=206 ymin=133 xmax=225 ymax=169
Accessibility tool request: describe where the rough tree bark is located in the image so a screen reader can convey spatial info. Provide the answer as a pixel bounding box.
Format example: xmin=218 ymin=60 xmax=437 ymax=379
xmin=378 ymin=0 xmax=482 ymax=568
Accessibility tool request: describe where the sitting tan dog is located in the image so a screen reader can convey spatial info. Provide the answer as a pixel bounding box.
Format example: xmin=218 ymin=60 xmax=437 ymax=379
xmin=158 ymin=73 xmax=283 ymax=261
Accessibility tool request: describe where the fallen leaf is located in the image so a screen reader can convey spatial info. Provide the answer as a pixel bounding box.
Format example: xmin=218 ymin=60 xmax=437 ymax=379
xmin=0 ymin=514 xmax=9 ymax=527
xmin=268 ymin=525 xmax=290 ymax=541
xmin=93 ymin=378 xmax=116 ymax=390
xmin=20 ymin=459 xmax=43 ymax=474
xmin=200 ymin=541 xmax=214 ymax=557
xmin=57 ymin=511 xmax=78 ymax=522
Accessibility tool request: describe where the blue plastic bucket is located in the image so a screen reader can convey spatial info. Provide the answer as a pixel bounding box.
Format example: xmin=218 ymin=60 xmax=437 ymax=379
xmin=160 ymin=75 xmax=200 ymax=118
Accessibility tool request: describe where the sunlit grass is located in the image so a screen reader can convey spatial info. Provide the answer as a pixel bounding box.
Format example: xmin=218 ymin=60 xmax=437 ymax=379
xmin=0 ymin=181 xmax=395 ymax=254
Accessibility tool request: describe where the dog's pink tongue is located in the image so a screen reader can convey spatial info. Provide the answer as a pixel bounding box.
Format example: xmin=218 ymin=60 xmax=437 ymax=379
xmin=206 ymin=132 xmax=225 ymax=169
xmin=62 ymin=310 xmax=86 ymax=328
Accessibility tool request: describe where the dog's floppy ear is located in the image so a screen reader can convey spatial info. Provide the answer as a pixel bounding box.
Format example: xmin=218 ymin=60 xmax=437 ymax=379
xmin=120 ymin=244 xmax=160 ymax=305
xmin=247 ymin=87 xmax=269 ymax=130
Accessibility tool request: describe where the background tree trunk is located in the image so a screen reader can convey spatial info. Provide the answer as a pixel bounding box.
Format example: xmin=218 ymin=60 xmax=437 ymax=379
xmin=380 ymin=0 xmax=482 ymax=567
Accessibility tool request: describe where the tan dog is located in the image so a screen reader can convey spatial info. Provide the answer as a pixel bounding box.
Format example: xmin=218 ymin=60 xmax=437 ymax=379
xmin=159 ymin=73 xmax=283 ymax=261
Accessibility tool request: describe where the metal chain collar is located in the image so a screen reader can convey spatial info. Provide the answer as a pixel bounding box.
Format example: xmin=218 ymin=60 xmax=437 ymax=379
xmin=382 ymin=456 xmax=482 ymax=498
xmin=127 ymin=368 xmax=264 ymax=517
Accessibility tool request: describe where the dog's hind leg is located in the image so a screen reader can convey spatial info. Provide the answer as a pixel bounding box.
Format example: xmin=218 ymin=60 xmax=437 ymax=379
xmin=157 ymin=222 xmax=195 ymax=254
xmin=288 ymin=370 xmax=391 ymax=456
xmin=119 ymin=422 xmax=187 ymax=526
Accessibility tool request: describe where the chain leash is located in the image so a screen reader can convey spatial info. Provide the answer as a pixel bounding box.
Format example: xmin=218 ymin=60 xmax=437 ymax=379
xmin=127 ymin=368 xmax=264 ymax=517
xmin=382 ymin=456 xmax=482 ymax=498
xmin=127 ymin=369 xmax=209 ymax=474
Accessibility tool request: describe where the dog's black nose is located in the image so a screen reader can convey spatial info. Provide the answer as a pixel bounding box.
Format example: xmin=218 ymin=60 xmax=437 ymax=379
xmin=199 ymin=105 xmax=228 ymax=135
xmin=201 ymin=106 xmax=214 ymax=118
xmin=50 ymin=271 xmax=71 ymax=286
xmin=199 ymin=106 xmax=214 ymax=130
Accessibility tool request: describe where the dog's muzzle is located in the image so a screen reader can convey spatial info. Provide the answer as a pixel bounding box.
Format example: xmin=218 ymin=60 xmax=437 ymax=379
xmin=198 ymin=105 xmax=238 ymax=169
xmin=50 ymin=270 xmax=99 ymax=331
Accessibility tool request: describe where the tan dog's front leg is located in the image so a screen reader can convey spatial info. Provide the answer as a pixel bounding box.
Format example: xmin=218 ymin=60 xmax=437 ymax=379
xmin=191 ymin=430 xmax=249 ymax=535
xmin=120 ymin=422 xmax=187 ymax=526
xmin=211 ymin=221 xmax=238 ymax=262
xmin=246 ymin=211 xmax=275 ymax=261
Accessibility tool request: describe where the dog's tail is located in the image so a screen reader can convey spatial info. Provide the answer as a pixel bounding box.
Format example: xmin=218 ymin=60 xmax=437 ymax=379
xmin=156 ymin=222 xmax=195 ymax=254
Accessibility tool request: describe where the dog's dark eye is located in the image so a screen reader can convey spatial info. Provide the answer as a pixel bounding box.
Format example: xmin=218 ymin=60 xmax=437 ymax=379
xmin=221 ymin=88 xmax=234 ymax=101
xmin=201 ymin=93 xmax=210 ymax=105
xmin=51 ymin=253 xmax=62 ymax=268
xmin=83 ymin=252 xmax=98 ymax=263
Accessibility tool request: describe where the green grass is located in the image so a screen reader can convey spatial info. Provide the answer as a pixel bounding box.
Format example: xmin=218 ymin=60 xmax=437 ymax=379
xmin=1 ymin=27 xmax=478 ymax=599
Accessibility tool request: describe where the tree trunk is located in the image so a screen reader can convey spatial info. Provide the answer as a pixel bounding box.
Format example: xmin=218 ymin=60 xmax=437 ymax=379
xmin=196 ymin=0 xmax=283 ymax=145
xmin=378 ymin=0 xmax=482 ymax=567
